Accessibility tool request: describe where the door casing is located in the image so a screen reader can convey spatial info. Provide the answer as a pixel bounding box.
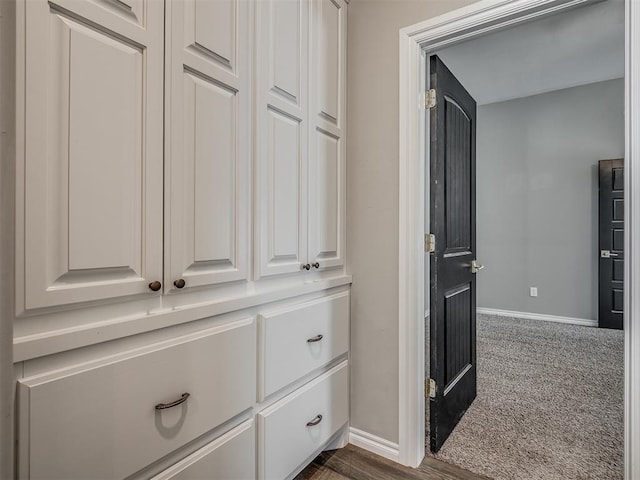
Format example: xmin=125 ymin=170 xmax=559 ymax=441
xmin=398 ymin=0 xmax=640 ymax=476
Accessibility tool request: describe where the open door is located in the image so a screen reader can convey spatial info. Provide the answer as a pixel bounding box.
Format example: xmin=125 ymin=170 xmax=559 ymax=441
xmin=598 ymin=159 xmax=624 ymax=330
xmin=429 ymin=55 xmax=479 ymax=452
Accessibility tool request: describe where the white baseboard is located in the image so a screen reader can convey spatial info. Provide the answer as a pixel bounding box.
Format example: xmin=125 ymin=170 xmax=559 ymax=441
xmin=348 ymin=427 xmax=400 ymax=463
xmin=477 ymin=307 xmax=598 ymax=328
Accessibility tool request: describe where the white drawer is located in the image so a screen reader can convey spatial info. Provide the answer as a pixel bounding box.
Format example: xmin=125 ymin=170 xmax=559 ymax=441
xmin=259 ymin=292 xmax=349 ymax=399
xmin=19 ymin=318 xmax=256 ymax=480
xmin=258 ymin=361 xmax=349 ymax=480
xmin=152 ymin=420 xmax=255 ymax=480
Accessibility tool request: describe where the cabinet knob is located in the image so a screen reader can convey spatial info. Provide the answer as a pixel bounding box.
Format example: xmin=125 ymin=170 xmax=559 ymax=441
xmin=312 ymin=262 xmax=320 ymax=269
xmin=148 ymin=281 xmax=162 ymax=292
xmin=174 ymin=278 xmax=186 ymax=289
xmin=302 ymin=263 xmax=311 ymax=271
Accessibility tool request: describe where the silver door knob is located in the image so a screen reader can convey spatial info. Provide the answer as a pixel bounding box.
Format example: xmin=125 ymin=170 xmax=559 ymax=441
xmin=471 ymin=260 xmax=484 ymax=274
xmin=601 ymin=250 xmax=619 ymax=258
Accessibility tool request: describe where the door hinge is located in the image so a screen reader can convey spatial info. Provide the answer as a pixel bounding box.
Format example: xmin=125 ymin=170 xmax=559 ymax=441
xmin=426 ymin=378 xmax=436 ymax=398
xmin=425 ymin=89 xmax=437 ymax=109
xmin=425 ymin=233 xmax=436 ymax=253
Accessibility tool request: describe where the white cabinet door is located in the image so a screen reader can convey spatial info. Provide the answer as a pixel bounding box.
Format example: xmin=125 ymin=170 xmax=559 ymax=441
xmin=21 ymin=0 xmax=164 ymax=310
xmin=255 ymin=0 xmax=309 ymax=279
xmin=308 ymin=0 xmax=347 ymax=270
xmin=165 ymin=0 xmax=250 ymax=292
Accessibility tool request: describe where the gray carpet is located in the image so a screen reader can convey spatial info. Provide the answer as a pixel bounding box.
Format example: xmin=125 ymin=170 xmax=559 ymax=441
xmin=431 ymin=314 xmax=624 ymax=480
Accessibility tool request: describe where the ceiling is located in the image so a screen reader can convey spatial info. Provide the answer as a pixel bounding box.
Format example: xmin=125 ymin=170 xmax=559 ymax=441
xmin=436 ymin=0 xmax=624 ymax=105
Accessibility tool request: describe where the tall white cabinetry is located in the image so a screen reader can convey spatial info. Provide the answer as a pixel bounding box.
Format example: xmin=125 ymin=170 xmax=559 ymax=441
xmin=165 ymin=0 xmax=251 ymax=292
xmin=20 ymin=0 xmax=164 ymax=310
xmin=15 ymin=0 xmax=349 ymax=479
xmin=256 ymin=0 xmax=346 ymax=279
xmin=309 ymin=0 xmax=347 ymax=270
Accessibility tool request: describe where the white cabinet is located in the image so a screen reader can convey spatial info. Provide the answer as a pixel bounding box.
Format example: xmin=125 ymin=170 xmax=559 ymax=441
xmin=164 ymin=0 xmax=251 ymax=292
xmin=19 ymin=0 xmax=255 ymax=311
xmin=255 ymin=0 xmax=310 ymax=279
xmin=256 ymin=292 xmax=350 ymax=479
xmin=309 ymin=0 xmax=347 ymax=270
xmin=150 ymin=420 xmax=256 ymax=480
xmin=258 ymin=291 xmax=349 ymax=400
xmin=18 ymin=318 xmax=256 ymax=480
xmin=258 ymin=362 xmax=349 ymax=480
xmin=16 ymin=1 xmax=350 ymax=479
xmin=256 ymin=0 xmax=347 ymax=278
xmin=21 ymin=0 xmax=164 ymax=309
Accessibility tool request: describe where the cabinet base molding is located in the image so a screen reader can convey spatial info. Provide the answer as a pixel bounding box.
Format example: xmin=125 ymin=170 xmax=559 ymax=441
xmin=348 ymin=427 xmax=400 ymax=463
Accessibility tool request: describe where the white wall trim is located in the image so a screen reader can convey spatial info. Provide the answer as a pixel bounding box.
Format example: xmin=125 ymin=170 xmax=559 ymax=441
xmin=398 ymin=0 xmax=636 ymax=471
xmin=477 ymin=308 xmax=598 ymax=328
xmin=625 ymin=0 xmax=640 ymax=477
xmin=348 ymin=427 xmax=400 ymax=463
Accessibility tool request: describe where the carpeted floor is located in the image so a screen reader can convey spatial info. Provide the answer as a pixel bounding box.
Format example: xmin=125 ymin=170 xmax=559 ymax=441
xmin=430 ymin=313 xmax=624 ymax=480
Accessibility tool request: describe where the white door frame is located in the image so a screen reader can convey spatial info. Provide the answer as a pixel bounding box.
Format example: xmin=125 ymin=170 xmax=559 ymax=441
xmin=397 ymin=0 xmax=640 ymax=475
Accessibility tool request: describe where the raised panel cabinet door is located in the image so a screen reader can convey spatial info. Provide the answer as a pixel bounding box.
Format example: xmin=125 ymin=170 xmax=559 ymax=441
xmin=255 ymin=0 xmax=309 ymax=278
xmin=165 ymin=0 xmax=250 ymax=292
xmin=20 ymin=0 xmax=164 ymax=310
xmin=308 ymin=0 xmax=346 ymax=269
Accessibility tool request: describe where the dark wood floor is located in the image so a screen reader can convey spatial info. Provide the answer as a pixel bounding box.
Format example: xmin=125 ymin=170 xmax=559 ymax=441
xmin=295 ymin=444 xmax=490 ymax=480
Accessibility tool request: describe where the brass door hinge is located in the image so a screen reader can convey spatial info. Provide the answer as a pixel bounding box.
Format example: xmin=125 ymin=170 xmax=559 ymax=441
xmin=426 ymin=378 xmax=436 ymax=398
xmin=425 ymin=89 xmax=437 ymax=109
xmin=425 ymin=233 xmax=435 ymax=253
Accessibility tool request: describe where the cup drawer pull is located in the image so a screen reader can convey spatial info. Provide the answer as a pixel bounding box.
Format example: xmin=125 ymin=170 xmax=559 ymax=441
xmin=155 ymin=392 xmax=190 ymax=410
xmin=306 ymin=414 xmax=323 ymax=427
xmin=307 ymin=334 xmax=324 ymax=343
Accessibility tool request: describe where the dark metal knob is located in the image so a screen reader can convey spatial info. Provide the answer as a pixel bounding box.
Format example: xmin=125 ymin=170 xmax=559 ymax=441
xmin=302 ymin=263 xmax=311 ymax=270
xmin=148 ymin=281 xmax=162 ymax=291
xmin=174 ymin=278 xmax=186 ymax=289
xmin=312 ymin=262 xmax=320 ymax=269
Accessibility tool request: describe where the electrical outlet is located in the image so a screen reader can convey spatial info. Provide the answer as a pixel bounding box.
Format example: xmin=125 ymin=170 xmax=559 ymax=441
xmin=530 ymin=287 xmax=538 ymax=297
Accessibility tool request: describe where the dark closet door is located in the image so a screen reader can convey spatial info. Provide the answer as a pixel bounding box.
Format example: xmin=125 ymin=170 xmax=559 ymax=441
xmin=429 ymin=55 xmax=478 ymax=453
xmin=599 ymin=159 xmax=624 ymax=330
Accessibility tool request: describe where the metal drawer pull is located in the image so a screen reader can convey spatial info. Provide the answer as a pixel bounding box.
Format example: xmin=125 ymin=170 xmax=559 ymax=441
xmin=155 ymin=392 xmax=190 ymax=410
xmin=307 ymin=334 xmax=324 ymax=343
xmin=306 ymin=414 xmax=323 ymax=427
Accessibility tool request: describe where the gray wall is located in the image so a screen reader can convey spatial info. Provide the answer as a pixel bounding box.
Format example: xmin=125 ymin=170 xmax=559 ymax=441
xmin=347 ymin=0 xmax=478 ymax=444
xmin=476 ymin=78 xmax=625 ymax=320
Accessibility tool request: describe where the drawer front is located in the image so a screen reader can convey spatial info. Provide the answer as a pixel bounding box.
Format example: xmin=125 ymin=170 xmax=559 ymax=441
xmin=152 ymin=420 xmax=255 ymax=480
xmin=259 ymin=361 xmax=348 ymax=480
xmin=19 ymin=318 xmax=256 ymax=480
xmin=259 ymin=292 xmax=349 ymax=399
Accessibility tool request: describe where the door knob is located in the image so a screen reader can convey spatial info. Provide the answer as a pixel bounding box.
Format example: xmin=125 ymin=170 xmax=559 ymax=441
xmin=174 ymin=278 xmax=186 ymax=289
xmin=601 ymin=250 xmax=619 ymax=258
xmin=302 ymin=263 xmax=311 ymax=270
xmin=148 ymin=281 xmax=162 ymax=291
xmin=312 ymin=262 xmax=320 ymax=269
xmin=470 ymin=260 xmax=484 ymax=274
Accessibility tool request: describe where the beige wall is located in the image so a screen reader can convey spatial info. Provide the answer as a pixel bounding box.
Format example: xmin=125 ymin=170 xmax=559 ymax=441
xmin=0 ymin=0 xmax=15 ymax=477
xmin=347 ymin=0 xmax=478 ymax=444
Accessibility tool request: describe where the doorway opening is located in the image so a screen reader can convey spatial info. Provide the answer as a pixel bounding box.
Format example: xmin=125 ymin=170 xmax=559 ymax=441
xmin=424 ymin=2 xmax=625 ymax=478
